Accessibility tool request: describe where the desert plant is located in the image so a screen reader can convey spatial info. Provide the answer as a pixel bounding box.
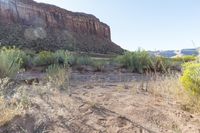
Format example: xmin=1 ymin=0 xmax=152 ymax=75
xmin=150 ymin=56 xmax=174 ymax=73
xmin=116 ymin=50 xmax=177 ymax=73
xmin=0 ymin=47 xmax=25 ymax=78
xmin=0 ymin=87 xmax=29 ymax=126
xmin=33 ymin=50 xmax=72 ymax=67
xmin=33 ymin=51 xmax=55 ymax=66
xmin=180 ymin=62 xmax=200 ymax=95
xmin=92 ymin=59 xmax=107 ymax=72
xmin=67 ymin=54 xmax=78 ymax=66
xmin=46 ymin=64 xmax=70 ymax=91
xmin=21 ymin=54 xmax=32 ymax=69
xmin=76 ymin=56 xmax=94 ymax=66
xmin=116 ymin=50 xmax=153 ymax=73
xmin=20 ymin=49 xmax=36 ymax=69
xmin=53 ymin=50 xmax=71 ymax=66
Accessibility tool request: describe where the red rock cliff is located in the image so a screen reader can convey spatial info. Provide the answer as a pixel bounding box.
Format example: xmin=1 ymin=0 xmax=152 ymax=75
xmin=0 ymin=0 xmax=123 ymax=54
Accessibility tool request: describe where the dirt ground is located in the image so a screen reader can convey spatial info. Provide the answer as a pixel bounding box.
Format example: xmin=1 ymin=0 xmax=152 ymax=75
xmin=1 ymin=72 xmax=200 ymax=133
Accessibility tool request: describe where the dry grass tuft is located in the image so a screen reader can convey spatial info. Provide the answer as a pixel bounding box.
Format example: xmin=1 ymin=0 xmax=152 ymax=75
xmin=0 ymin=79 xmax=29 ymax=127
xmin=0 ymin=97 xmax=22 ymax=126
xmin=177 ymin=91 xmax=200 ymax=113
xmin=140 ymin=73 xmax=200 ymax=114
xmin=147 ymin=74 xmax=182 ymax=98
xmin=46 ymin=65 xmax=71 ymax=96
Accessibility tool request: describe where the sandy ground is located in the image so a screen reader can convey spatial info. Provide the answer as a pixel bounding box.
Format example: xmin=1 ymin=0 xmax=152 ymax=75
xmin=1 ymin=72 xmax=200 ymax=133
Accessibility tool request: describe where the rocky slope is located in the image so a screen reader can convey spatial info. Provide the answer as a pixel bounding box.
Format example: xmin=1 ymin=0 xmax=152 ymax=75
xmin=0 ymin=0 xmax=123 ymax=54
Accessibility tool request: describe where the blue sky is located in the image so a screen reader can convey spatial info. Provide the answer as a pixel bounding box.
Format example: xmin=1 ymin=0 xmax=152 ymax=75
xmin=34 ymin=0 xmax=200 ymax=51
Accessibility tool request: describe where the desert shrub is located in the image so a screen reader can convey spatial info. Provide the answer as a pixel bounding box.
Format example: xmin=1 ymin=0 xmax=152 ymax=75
xmin=21 ymin=54 xmax=32 ymax=69
xmin=33 ymin=50 xmax=71 ymax=67
xmin=116 ymin=50 xmax=153 ymax=73
xmin=67 ymin=54 xmax=109 ymax=71
xmin=46 ymin=64 xmax=70 ymax=90
xmin=92 ymin=59 xmax=107 ymax=72
xmin=180 ymin=63 xmax=200 ymax=95
xmin=150 ymin=57 xmax=174 ymax=73
xmin=67 ymin=55 xmax=78 ymax=66
xmin=116 ymin=50 xmax=177 ymax=73
xmin=117 ymin=50 xmax=154 ymax=73
xmin=76 ymin=56 xmax=94 ymax=66
xmin=172 ymin=55 xmax=196 ymax=62
xmin=21 ymin=50 xmax=36 ymax=69
xmin=0 ymin=86 xmax=29 ymax=126
xmin=178 ymin=60 xmax=200 ymax=113
xmin=53 ymin=50 xmax=71 ymax=66
xmin=0 ymin=47 xmax=25 ymax=78
xmin=33 ymin=51 xmax=55 ymax=66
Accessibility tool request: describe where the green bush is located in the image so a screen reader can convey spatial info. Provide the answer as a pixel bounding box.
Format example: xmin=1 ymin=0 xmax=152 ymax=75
xmin=0 ymin=47 xmax=25 ymax=78
xmin=180 ymin=63 xmax=200 ymax=95
xmin=67 ymin=55 xmax=78 ymax=66
xmin=66 ymin=54 xmax=109 ymax=71
xmin=21 ymin=54 xmax=32 ymax=69
xmin=116 ymin=50 xmax=175 ymax=73
xmin=76 ymin=56 xmax=94 ymax=66
xmin=33 ymin=51 xmax=55 ymax=66
xmin=116 ymin=50 xmax=153 ymax=73
xmin=33 ymin=50 xmax=70 ymax=67
xmin=117 ymin=50 xmax=155 ymax=73
xmin=53 ymin=50 xmax=70 ymax=66
xmin=20 ymin=50 xmax=35 ymax=69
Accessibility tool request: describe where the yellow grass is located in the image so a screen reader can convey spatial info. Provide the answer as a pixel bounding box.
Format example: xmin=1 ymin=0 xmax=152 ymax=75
xmin=144 ymin=74 xmax=200 ymax=114
xmin=0 ymin=97 xmax=21 ymax=126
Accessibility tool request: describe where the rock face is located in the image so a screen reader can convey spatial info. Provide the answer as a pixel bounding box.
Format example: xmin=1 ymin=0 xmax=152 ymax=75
xmin=0 ymin=0 xmax=123 ymax=54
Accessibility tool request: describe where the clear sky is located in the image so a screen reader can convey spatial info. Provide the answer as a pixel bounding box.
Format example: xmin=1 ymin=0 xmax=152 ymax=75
xmin=34 ymin=0 xmax=200 ymax=51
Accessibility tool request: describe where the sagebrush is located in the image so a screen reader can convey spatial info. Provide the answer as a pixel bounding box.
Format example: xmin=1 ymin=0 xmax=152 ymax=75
xmin=0 ymin=47 xmax=25 ymax=78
